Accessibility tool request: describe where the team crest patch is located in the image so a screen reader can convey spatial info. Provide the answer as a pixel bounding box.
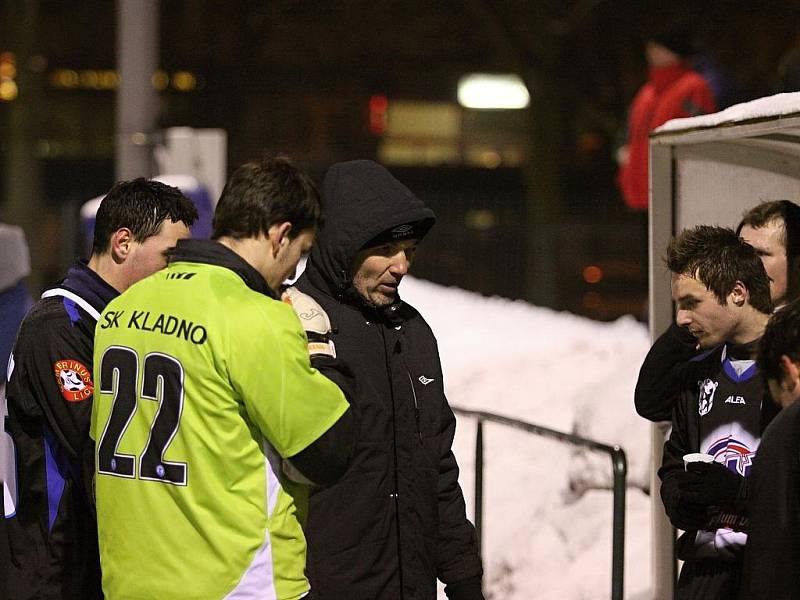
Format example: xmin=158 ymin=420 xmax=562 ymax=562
xmin=698 ymin=378 xmax=718 ymax=416
xmin=53 ymin=359 xmax=94 ymax=402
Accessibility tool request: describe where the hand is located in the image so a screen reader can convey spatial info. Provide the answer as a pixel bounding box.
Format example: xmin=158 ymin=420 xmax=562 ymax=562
xmin=678 ymin=461 xmax=748 ymax=511
xmin=667 ymin=494 xmax=709 ymax=531
xmin=281 ymin=287 xmax=336 ymax=358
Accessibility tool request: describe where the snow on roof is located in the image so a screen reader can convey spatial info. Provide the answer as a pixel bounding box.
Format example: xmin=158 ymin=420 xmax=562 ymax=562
xmin=655 ymin=91 xmax=800 ymax=135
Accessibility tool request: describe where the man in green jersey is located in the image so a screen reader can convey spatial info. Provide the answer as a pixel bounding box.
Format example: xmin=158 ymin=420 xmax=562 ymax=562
xmin=91 ymin=156 xmax=355 ymax=600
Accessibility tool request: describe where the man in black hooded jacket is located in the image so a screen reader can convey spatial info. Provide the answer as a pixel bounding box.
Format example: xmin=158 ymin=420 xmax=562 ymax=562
xmin=291 ymin=160 xmax=483 ymax=599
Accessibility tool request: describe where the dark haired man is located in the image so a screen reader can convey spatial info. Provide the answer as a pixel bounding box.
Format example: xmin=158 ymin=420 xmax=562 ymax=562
xmin=287 ymin=160 xmax=483 ymax=599
xmin=3 ymin=178 xmax=197 ymax=599
xmin=643 ymin=226 xmax=774 ymax=599
xmin=738 ymin=299 xmax=800 ymax=599
xmin=91 ymin=156 xmax=355 ymax=599
xmin=737 ymin=200 xmax=800 ymax=311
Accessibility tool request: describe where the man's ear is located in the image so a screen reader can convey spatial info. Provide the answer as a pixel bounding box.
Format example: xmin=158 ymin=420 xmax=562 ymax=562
xmin=780 ymin=354 xmax=800 ymax=392
xmin=268 ymin=222 xmax=293 ymax=257
xmin=109 ymin=228 xmax=134 ymax=264
xmin=729 ymin=280 xmax=748 ymax=307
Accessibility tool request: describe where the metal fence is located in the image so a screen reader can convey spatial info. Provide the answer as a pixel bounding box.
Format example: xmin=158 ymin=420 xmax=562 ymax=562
xmin=451 ymin=406 xmax=628 ymax=600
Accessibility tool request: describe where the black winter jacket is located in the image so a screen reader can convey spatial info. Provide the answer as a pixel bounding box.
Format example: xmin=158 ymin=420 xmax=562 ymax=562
xmin=651 ymin=328 xmax=776 ymax=600
xmin=4 ymin=262 xmax=116 ymax=600
xmin=296 ymin=160 xmax=483 ymax=600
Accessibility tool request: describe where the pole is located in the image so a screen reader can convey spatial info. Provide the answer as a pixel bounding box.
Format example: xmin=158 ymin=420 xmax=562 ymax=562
xmin=116 ymin=0 xmax=159 ymax=180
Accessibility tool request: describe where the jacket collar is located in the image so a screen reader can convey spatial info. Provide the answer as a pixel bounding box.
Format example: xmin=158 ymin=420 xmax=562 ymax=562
xmin=168 ymin=239 xmax=277 ymax=299
xmin=49 ymin=260 xmax=119 ymax=315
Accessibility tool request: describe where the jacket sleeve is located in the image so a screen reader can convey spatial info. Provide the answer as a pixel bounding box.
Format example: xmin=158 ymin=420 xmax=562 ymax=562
xmin=6 ymin=309 xmax=96 ymax=509
xmin=284 ymin=354 xmax=357 ymax=485
xmin=658 ymin=393 xmax=691 ymax=524
xmin=435 ymin=397 xmax=484 ymax=596
xmin=635 ymin=323 xmax=700 ymax=422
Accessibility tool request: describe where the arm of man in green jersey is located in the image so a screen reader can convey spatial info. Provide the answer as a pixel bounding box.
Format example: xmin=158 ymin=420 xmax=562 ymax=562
xmin=230 ymin=299 xmax=355 ymax=485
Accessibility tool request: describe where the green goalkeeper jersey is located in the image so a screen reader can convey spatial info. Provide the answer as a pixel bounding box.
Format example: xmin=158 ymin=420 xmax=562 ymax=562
xmin=90 ymin=247 xmax=348 ymax=600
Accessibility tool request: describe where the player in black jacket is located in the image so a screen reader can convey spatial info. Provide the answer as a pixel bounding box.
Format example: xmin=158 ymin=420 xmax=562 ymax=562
xmin=2 ymin=179 xmax=196 ymax=600
xmin=739 ymin=298 xmax=800 ymax=599
xmin=649 ymin=226 xmax=774 ymax=599
xmin=292 ymin=160 xmax=483 ymax=600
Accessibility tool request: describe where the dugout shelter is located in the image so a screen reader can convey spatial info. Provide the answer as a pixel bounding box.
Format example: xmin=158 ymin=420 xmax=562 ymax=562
xmin=648 ymin=91 xmax=800 ymax=598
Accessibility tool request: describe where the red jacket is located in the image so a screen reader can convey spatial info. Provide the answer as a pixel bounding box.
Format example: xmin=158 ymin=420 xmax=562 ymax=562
xmin=619 ymin=63 xmax=716 ymax=211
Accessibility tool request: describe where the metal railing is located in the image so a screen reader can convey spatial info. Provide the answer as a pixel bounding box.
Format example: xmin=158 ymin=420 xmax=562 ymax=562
xmin=452 ymin=407 xmax=628 ymax=600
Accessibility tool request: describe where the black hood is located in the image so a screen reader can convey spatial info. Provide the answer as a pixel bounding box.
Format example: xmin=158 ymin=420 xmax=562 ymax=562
xmin=304 ymin=160 xmax=435 ymax=298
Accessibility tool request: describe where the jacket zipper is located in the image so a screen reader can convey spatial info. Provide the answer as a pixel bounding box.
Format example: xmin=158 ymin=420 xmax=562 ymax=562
xmin=406 ymin=371 xmax=422 ymax=441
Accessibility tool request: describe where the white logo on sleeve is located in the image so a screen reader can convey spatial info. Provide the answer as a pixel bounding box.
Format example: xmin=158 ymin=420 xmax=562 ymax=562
xmin=418 ymin=375 xmax=434 ymax=386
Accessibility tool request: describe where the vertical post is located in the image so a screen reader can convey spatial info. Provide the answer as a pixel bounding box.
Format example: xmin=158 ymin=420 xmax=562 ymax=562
xmin=611 ymin=447 xmax=627 ymax=600
xmin=649 ymin=140 xmax=677 ymax=599
xmin=474 ymin=419 xmax=484 ymax=555
xmin=116 ymin=0 xmax=159 ymax=180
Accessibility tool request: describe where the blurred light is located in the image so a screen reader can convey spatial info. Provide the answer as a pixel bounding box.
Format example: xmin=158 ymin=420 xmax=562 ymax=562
xmin=152 ymin=70 xmax=169 ymax=90
xmin=464 ymin=209 xmax=498 ymax=230
xmin=457 ymin=73 xmax=530 ymax=109
xmin=369 ymin=94 xmax=388 ymax=135
xmin=582 ymin=265 xmax=604 ymax=284
xmin=51 ymin=69 xmax=80 ymax=88
xmin=80 ymin=70 xmax=100 ymax=89
xmin=0 ymin=80 xmax=18 ymax=101
xmin=0 ymin=52 xmax=17 ymax=101
xmin=0 ymin=53 xmax=16 ymax=79
xmin=98 ymin=70 xmax=119 ymax=89
xmin=171 ymin=71 xmax=196 ymax=91
xmin=28 ymin=54 xmax=47 ymax=73
xmin=478 ymin=150 xmax=502 ymax=168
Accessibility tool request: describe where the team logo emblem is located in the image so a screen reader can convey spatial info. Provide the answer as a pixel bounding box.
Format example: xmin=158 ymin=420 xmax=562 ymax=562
xmin=53 ymin=359 xmax=94 ymax=402
xmin=707 ymin=437 xmax=755 ymax=477
xmin=698 ymin=379 xmax=718 ymax=416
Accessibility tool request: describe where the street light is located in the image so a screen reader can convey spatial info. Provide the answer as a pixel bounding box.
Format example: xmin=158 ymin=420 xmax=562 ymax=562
xmin=457 ymin=73 xmax=530 ymax=109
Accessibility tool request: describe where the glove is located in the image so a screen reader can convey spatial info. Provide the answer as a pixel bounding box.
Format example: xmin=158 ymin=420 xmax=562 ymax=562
xmin=281 ymin=287 xmax=336 ymax=358
xmin=678 ymin=461 xmax=749 ymax=511
xmin=666 ymin=494 xmax=709 ymax=531
xmin=444 ymin=576 xmax=484 ymax=600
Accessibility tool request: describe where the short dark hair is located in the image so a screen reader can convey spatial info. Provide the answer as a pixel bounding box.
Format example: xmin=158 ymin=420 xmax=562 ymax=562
xmin=758 ymin=299 xmax=800 ymax=383
xmin=212 ymin=155 xmax=322 ymax=240
xmin=666 ymin=225 xmax=772 ymax=314
xmin=736 ymin=200 xmax=800 ymax=261
xmin=92 ymin=178 xmax=198 ymax=256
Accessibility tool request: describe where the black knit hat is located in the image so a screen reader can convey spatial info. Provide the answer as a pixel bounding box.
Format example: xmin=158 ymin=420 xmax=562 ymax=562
xmin=650 ymin=22 xmax=695 ymax=58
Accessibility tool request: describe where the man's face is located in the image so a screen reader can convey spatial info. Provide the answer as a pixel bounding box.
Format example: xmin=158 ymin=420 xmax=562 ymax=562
xmin=126 ymin=220 xmax=192 ymax=288
xmin=351 ymin=239 xmax=418 ymax=307
xmin=740 ymin=220 xmax=787 ymax=306
xmin=671 ymin=273 xmax=738 ymax=349
xmin=271 ymin=228 xmax=315 ymax=290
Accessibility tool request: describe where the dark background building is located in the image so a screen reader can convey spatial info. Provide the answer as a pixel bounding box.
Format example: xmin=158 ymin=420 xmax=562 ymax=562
xmin=2 ymin=0 xmax=799 ymax=319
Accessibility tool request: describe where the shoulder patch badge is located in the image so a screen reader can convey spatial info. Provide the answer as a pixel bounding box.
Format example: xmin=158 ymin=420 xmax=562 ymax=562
xmin=53 ymin=359 xmax=94 ymax=402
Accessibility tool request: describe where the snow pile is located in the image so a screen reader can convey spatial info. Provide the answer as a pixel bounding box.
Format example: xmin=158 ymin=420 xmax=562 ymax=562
xmin=399 ymin=277 xmax=654 ymax=599
xmin=655 ymin=91 xmax=800 ymax=134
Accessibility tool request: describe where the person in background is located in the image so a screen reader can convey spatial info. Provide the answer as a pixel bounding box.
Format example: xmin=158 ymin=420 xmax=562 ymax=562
xmin=3 ymin=179 xmax=197 ymax=600
xmin=739 ymin=298 xmax=800 ymax=599
xmin=617 ymin=22 xmax=716 ymax=211
xmin=654 ymin=226 xmax=774 ymax=599
xmin=290 ymin=160 xmax=483 ymax=600
xmin=0 ymin=223 xmax=33 ymax=600
xmin=91 ymin=156 xmax=356 ymax=600
xmin=737 ymin=200 xmax=800 ymax=311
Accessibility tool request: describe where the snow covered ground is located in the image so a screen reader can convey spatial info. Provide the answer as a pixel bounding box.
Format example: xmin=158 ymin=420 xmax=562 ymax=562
xmin=399 ymin=277 xmax=654 ymax=599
